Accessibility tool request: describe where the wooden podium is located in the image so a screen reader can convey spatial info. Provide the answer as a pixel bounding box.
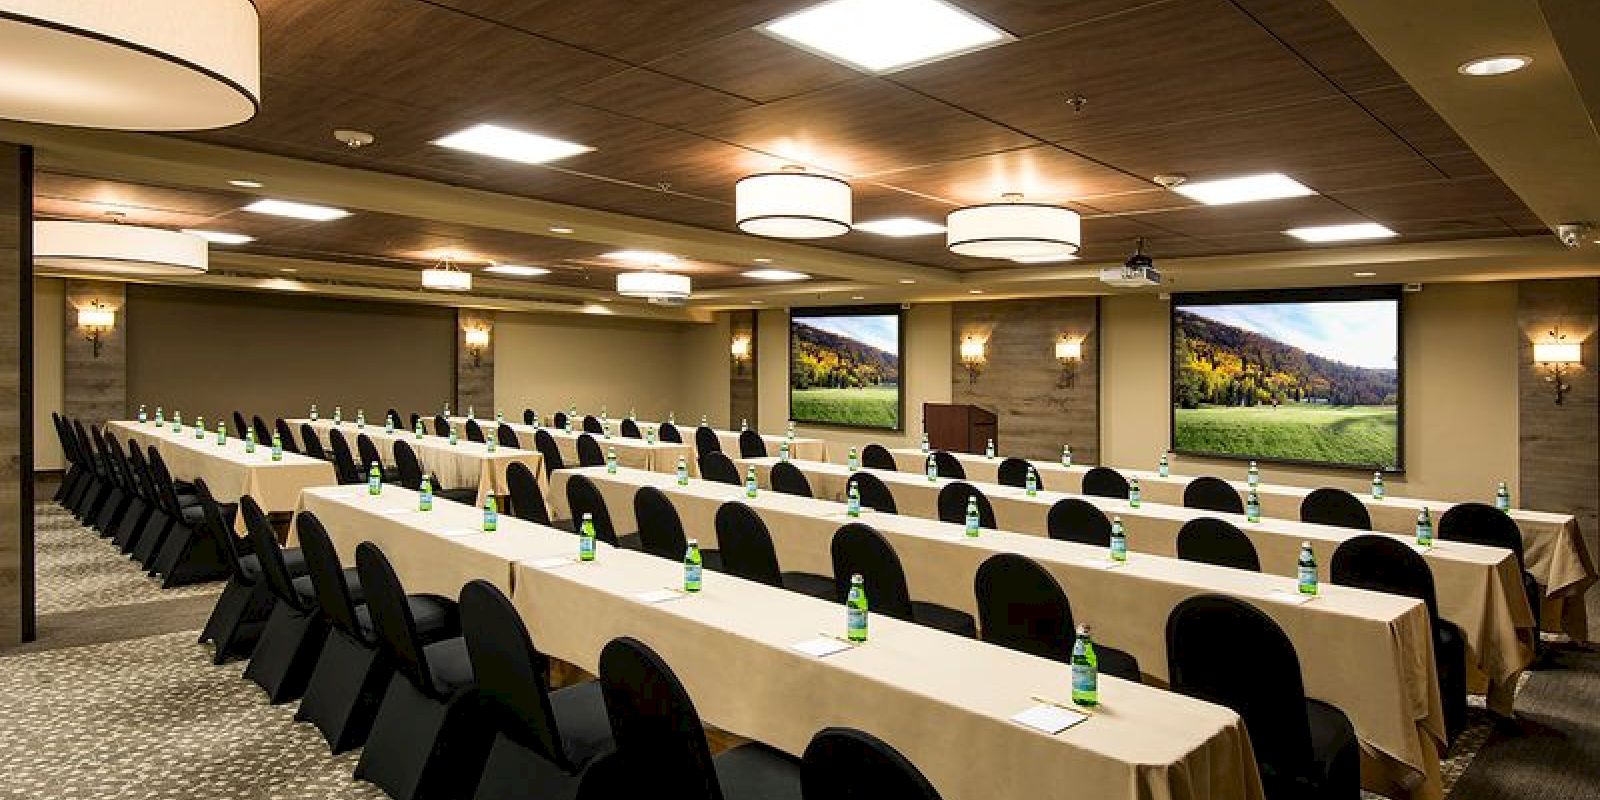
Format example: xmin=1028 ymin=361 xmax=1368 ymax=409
xmin=923 ymin=403 xmax=997 ymax=454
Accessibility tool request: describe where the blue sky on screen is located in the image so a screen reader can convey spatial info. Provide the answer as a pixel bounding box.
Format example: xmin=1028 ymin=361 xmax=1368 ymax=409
xmin=799 ymin=314 xmax=900 ymax=355
xmin=1186 ymin=300 xmax=1397 ymax=369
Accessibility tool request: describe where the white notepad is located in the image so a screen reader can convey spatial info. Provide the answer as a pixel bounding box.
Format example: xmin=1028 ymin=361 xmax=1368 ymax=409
xmin=531 ymin=556 xmax=580 ymax=570
xmin=790 ymin=637 xmax=853 ymax=658
xmin=1265 ymin=589 xmax=1316 ymax=605
xmin=1011 ymin=704 xmax=1088 ymax=734
xmin=1076 ymin=559 xmax=1125 ymax=571
xmin=378 ymin=508 xmax=413 ymax=516
xmin=439 ymin=528 xmax=478 ymax=537
xmin=635 ymin=588 xmax=687 ymax=604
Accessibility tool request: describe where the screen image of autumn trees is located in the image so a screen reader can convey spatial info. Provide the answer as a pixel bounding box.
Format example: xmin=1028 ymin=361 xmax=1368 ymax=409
xmin=1173 ymin=307 xmax=1400 ymax=468
xmin=791 ymin=319 xmax=900 ymax=429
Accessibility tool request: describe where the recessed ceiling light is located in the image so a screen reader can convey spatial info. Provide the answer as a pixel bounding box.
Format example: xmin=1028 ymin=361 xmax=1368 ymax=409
xmin=243 ymin=199 xmax=349 ymax=221
xmin=484 ymin=264 xmax=551 ymax=277
xmin=181 ymin=229 xmax=254 ymax=245
xmin=968 ymin=289 xmax=984 ymax=294
xmin=851 ymin=295 xmax=866 ymax=300
xmin=1458 ymin=55 xmax=1531 ymax=76
xmin=1353 ymin=271 xmax=1377 ymax=278
xmin=753 ymin=257 xmax=773 ymax=263
xmin=228 ymin=179 xmax=263 ymax=189
xmin=898 ymin=278 xmax=916 ymax=284
xmin=1171 ymin=173 xmax=1315 ymax=206
xmin=1010 ymin=254 xmax=1080 ymax=264
xmin=854 ymin=217 xmax=946 ymax=237
xmin=279 ymin=267 xmax=297 ymax=273
xmin=750 ymin=299 xmax=764 ymax=304
xmin=602 ymin=250 xmax=679 ymax=266
xmin=548 ymin=226 xmax=574 ymax=234
xmin=763 ymin=0 xmax=1013 ymax=74
xmin=1285 ymin=223 xmax=1398 ymax=243
xmin=433 ymin=123 xmax=594 ymax=165
xmin=743 ymin=268 xmax=810 ymax=281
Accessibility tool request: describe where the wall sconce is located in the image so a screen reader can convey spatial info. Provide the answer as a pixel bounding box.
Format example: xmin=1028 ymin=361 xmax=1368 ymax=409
xmin=1055 ymin=336 xmax=1083 ymax=388
xmin=464 ymin=327 xmax=490 ymax=367
xmin=77 ymin=302 xmax=115 ymax=358
xmin=959 ymin=337 xmax=986 ymax=384
xmin=1533 ymin=330 xmax=1582 ymax=404
xmin=730 ymin=334 xmax=751 ymax=374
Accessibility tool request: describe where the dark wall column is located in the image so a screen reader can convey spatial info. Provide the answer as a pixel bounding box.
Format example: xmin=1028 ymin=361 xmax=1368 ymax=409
xmin=0 ymin=143 xmax=34 ymax=644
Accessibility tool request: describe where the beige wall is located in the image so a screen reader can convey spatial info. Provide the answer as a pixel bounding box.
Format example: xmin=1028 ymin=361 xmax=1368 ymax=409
xmin=678 ymin=312 xmax=732 ymax=427
xmin=33 ymin=278 xmax=62 ymax=470
xmin=1100 ymin=284 xmax=1520 ymax=501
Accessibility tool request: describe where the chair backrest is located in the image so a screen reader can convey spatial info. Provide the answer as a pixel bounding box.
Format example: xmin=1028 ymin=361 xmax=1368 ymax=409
xmin=847 ymin=471 xmax=897 ymax=514
xmin=694 ymin=425 xmax=721 ymax=458
xmin=552 ymin=411 xmax=569 ymax=430
xmin=738 ymin=429 xmax=767 ymax=458
xmin=1166 ymin=594 xmax=1315 ymax=779
xmin=232 ymin=411 xmax=250 ymax=440
xmin=831 ymin=523 xmax=912 ymax=617
xmin=275 ymin=418 xmax=300 ymax=453
xmin=71 ymin=420 xmax=94 ymax=469
xmin=505 ymin=461 xmax=550 ymax=525
xmin=251 ymin=415 xmax=273 ymax=444
xmin=355 ymin=541 xmax=440 ymax=696
xmin=1183 ymin=476 xmax=1244 ymax=515
xmin=931 ymin=450 xmax=965 ymax=479
xmin=1439 ymin=502 xmax=1526 ymax=566
xmin=533 ymin=429 xmax=565 ymax=477
xmin=409 ymin=412 xmax=421 ymax=431
xmin=658 ymin=422 xmax=682 ymax=443
xmin=1176 ymin=517 xmax=1260 ymax=571
xmin=770 ymin=461 xmax=813 ymax=498
xmin=300 ymin=424 xmax=327 ymax=460
xmin=434 ymin=414 xmax=451 ymax=437
xmin=801 ymin=727 xmax=943 ymax=800
xmin=392 ymin=439 xmax=425 ymax=490
xmin=241 ymin=496 xmax=304 ymax=608
xmin=576 ymin=433 xmax=606 ymax=468
xmin=1046 ymin=498 xmax=1112 ymax=546
xmin=634 ymin=486 xmax=688 ymax=560
xmin=597 ymin=637 xmax=723 ymax=800
xmin=1299 ymin=487 xmax=1372 ymax=530
xmin=621 ymin=418 xmax=642 ymax=439
xmin=460 ymin=579 xmax=573 ymax=770
xmin=496 ymin=422 xmax=520 ymax=448
xmin=126 ymin=443 xmax=159 ymax=502
xmin=327 ymin=429 xmax=362 ymax=484
xmin=295 ymin=511 xmax=365 ymax=639
xmin=582 ymin=415 xmax=604 ymax=434
xmin=936 ymin=481 xmax=995 ymax=529
xmin=386 ymin=408 xmax=402 ymax=429
xmin=1081 ymin=466 xmax=1129 ymax=498
xmin=861 ymin=443 xmax=896 ymax=470
xmin=698 ymin=452 xmax=740 ymax=486
xmin=995 ymin=457 xmax=1035 ymax=489
xmin=356 ymin=434 xmax=385 ymax=474
xmin=466 ymin=419 xmax=486 ymax=443
xmin=714 ymin=502 xmax=783 ymax=587
xmin=193 ymin=478 xmax=248 ymax=576
xmin=522 ymin=408 xmax=536 ymax=426
xmin=1331 ymin=534 xmax=1443 ymax=621
xmin=144 ymin=448 xmax=187 ymax=516
xmin=565 ymin=475 xmax=619 ymax=546
xmin=104 ymin=436 xmax=138 ymax=495
xmin=974 ymin=553 xmax=1073 ymax=663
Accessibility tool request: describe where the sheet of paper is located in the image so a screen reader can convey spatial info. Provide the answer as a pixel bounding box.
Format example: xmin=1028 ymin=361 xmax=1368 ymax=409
xmin=635 ymin=588 xmax=687 ymax=604
xmin=439 ymin=528 xmax=478 ymax=537
xmin=790 ymin=637 xmax=853 ymax=658
xmin=1011 ymin=704 xmax=1088 ymax=734
xmin=532 ymin=556 xmax=579 ymax=570
xmin=1076 ymin=559 xmax=1125 ymax=571
xmin=1264 ymin=589 xmax=1316 ymax=605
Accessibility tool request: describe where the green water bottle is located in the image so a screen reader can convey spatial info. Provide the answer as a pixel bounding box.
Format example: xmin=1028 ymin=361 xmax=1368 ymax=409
xmin=496 ymin=408 xmax=505 ymax=424
xmin=779 ymin=441 xmax=791 ymax=462
xmin=418 ymin=474 xmax=433 ymax=511
xmin=385 ymin=414 xmax=395 ymax=434
xmin=745 ymin=466 xmax=758 ymax=498
xmin=599 ymin=404 xmax=607 ymax=421
xmin=606 ymin=447 xmax=618 ymax=474
xmin=1495 ymin=481 xmax=1511 ymax=513
xmin=155 ymin=406 xmax=164 ymax=426
xmin=1110 ymin=517 xmax=1127 ymax=562
xmin=846 ymin=574 xmax=869 ymax=643
xmin=1025 ymin=467 xmax=1038 ymax=496
xmin=668 ymin=411 xmax=676 ymax=425
xmin=1297 ymin=541 xmax=1318 ymax=595
xmin=579 ymin=513 xmax=597 ymax=561
xmin=138 ymin=404 xmax=147 ymax=424
xmin=308 ymin=404 xmax=317 ymax=422
xmin=786 ymin=420 xmax=795 ymax=441
xmin=602 ymin=421 xmax=611 ymax=440
xmin=467 ymin=405 xmax=475 ymax=421
xmin=846 ymin=480 xmax=861 ymax=517
xmin=368 ymin=462 xmax=382 ymax=495
xmin=271 ymin=434 xmax=283 ymax=461
xmin=564 ymin=414 xmax=573 ymax=434
xmin=486 ymin=432 xmax=497 ymax=453
xmin=1158 ymin=453 xmax=1170 ymax=478
xmin=984 ymin=438 xmax=995 ymax=459
xmin=1128 ymin=477 xmax=1141 ymax=508
xmin=333 ymin=406 xmax=342 ymax=425
xmin=964 ymin=496 xmax=981 ymax=537
xmin=1070 ymin=624 xmax=1099 ymax=707
xmin=628 ymin=407 xmax=636 ymax=422
xmin=215 ymin=421 xmax=226 ymax=445
xmin=245 ymin=429 xmax=257 ymax=454
xmin=1061 ymin=444 xmax=1072 ymax=468
xmin=172 ymin=410 xmax=182 ymax=431
xmin=414 ymin=420 xmax=425 ymax=440
xmin=532 ymin=410 xmax=541 ymax=430
xmin=926 ymin=454 xmax=938 ymax=482
xmin=920 ymin=431 xmax=930 ymax=453
xmin=483 ymin=496 xmax=498 ymax=532
xmin=646 ymin=426 xmax=657 ymax=445
xmin=847 ymin=446 xmax=859 ymax=471
xmin=740 ymin=418 xmax=749 ymax=433
xmin=1415 ymin=507 xmax=1434 ymax=548
xmin=444 ymin=402 xmax=452 ymax=418
xmin=684 ymin=540 xmax=703 ymax=593
xmin=1371 ymin=471 xmax=1385 ymax=500
xmin=1247 ymin=461 xmax=1260 ymax=487
xmin=1246 ymin=487 xmax=1260 ymax=523
xmin=676 ymin=456 xmax=688 ymax=486
xmin=356 ymin=409 xmax=365 ymax=429
xmin=194 ymin=416 xmax=206 ymax=439
xmin=448 ymin=424 xmax=458 ymax=446
xmin=700 ymin=414 xmax=708 ymax=427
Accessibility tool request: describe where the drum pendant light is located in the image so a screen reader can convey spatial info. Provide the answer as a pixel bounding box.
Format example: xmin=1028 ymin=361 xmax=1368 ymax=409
xmin=34 ymin=218 xmax=208 ymax=276
xmin=946 ymin=193 xmax=1081 ymax=259
xmin=735 ymin=165 xmax=852 ymax=239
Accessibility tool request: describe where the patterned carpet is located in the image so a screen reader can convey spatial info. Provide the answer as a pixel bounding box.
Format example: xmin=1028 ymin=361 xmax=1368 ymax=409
xmin=34 ymin=503 xmax=219 ymax=615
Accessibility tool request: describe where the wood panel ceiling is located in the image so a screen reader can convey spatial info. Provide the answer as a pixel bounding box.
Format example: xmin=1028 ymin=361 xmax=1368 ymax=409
xmin=37 ymin=0 xmax=1551 ymax=294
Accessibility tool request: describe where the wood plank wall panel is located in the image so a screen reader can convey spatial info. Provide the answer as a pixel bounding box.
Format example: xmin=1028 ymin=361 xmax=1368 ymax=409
xmin=730 ymin=310 xmax=757 ymax=429
xmin=63 ymin=280 xmax=127 ymax=426
xmin=952 ymin=298 xmax=1099 ymax=465
xmin=456 ymin=310 xmax=494 ymax=416
xmin=1517 ymin=278 xmax=1600 ymax=637
xmin=0 ymin=144 xmax=33 ymax=643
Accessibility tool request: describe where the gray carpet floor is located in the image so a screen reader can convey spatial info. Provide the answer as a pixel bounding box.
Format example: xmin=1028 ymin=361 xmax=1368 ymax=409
xmin=1448 ymin=646 xmax=1600 ymax=799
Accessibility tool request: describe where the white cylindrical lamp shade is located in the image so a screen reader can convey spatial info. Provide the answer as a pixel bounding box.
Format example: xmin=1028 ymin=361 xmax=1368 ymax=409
xmin=1533 ymin=342 xmax=1581 ymax=364
xmin=616 ymin=272 xmax=691 ymax=300
xmin=34 ymin=220 xmax=208 ymax=276
xmin=735 ymin=171 xmax=852 ymax=238
xmin=0 ymin=0 xmax=260 ymax=130
xmin=947 ymin=202 xmax=1081 ymax=259
xmin=422 ymin=268 xmax=472 ymax=291
xmin=77 ymin=306 xmax=115 ymax=328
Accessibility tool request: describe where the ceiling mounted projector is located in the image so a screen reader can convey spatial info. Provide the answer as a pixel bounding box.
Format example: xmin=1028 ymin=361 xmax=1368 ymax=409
xmin=1100 ymin=238 xmax=1161 ymax=288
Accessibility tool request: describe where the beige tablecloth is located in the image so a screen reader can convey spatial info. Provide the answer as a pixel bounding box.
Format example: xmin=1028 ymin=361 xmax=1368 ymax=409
xmin=473 ymin=421 xmax=697 ymax=477
xmin=889 ymin=448 xmax=1594 ymax=637
xmin=552 ymin=466 xmax=1446 ymax=800
xmin=292 ymin=419 xmax=541 ymax=507
xmin=711 ymin=428 xmax=829 ymax=462
xmin=110 ymin=420 xmax=336 ymax=513
xmin=287 ymin=484 xmax=1269 ymax=800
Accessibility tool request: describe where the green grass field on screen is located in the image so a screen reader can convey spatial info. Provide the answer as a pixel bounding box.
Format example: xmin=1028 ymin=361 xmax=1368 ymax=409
xmin=1173 ymin=403 xmax=1398 ymax=467
xmin=791 ymin=386 xmax=900 ymax=429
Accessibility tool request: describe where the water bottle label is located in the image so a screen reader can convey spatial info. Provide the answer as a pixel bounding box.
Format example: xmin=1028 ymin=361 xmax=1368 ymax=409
xmin=485 ymin=511 xmax=497 ymax=529
xmin=1299 ymin=565 xmax=1317 ymax=589
xmin=1071 ymin=664 xmax=1097 ymax=695
xmin=580 ymin=537 xmax=596 ymax=558
xmin=685 ymin=564 xmax=702 ymax=584
xmin=847 ymin=499 xmax=861 ymax=517
xmin=847 ymin=607 xmax=867 ymax=632
xmin=369 ymin=477 xmax=381 ymax=494
xmin=1111 ymin=538 xmax=1127 ymax=561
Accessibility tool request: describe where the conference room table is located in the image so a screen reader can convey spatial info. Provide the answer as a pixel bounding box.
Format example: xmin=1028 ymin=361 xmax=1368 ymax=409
xmin=295 ymin=483 xmax=1267 ymax=800
xmin=751 ymin=456 xmax=1533 ymax=717
xmin=550 ymin=466 xmax=1447 ymax=800
xmin=888 ymin=447 xmax=1595 ymax=638
xmin=290 ymin=419 xmax=541 ymax=507
xmin=109 ymin=420 xmax=335 ymax=513
xmin=449 ymin=418 xmax=698 ymax=476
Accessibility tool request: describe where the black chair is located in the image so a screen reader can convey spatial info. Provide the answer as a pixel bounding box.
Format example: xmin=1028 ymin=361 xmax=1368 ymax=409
xmin=233 ymin=410 xmax=251 ymax=440
xmin=86 ymin=427 xmax=129 ymax=534
xmin=434 ymin=414 xmax=452 ymax=437
xmin=117 ymin=445 xmax=165 ymax=555
xmin=552 ymin=411 xmax=569 ymax=430
xmin=252 ymin=415 xmax=273 ymax=446
xmin=300 ymin=423 xmax=328 ymax=460
xmin=694 ymin=425 xmax=721 ymax=458
xmin=354 ymin=543 xmax=485 ymax=800
xmin=1167 ymin=595 xmax=1359 ymax=800
xmin=533 ymin=429 xmax=565 ymax=478
xmin=595 ymin=637 xmax=801 ymax=799
xmin=770 ymin=461 xmax=813 ymax=498
xmin=505 ymin=462 xmax=550 ymax=525
xmin=930 ymin=450 xmax=965 ymax=480
xmin=147 ymin=449 xmax=230 ymax=585
xmin=713 ymin=502 xmax=833 ymax=599
xmin=1438 ymin=503 xmax=1542 ymax=641
xmin=995 ymin=457 xmax=1036 ymax=489
xmin=973 ymin=554 xmax=1141 ymax=681
xmin=522 ymin=408 xmax=536 ymax=426
xmin=409 ymin=413 xmax=422 ymax=431
xmin=466 ymin=419 xmax=487 ymax=443
xmin=241 ymin=498 xmax=326 ymax=703
xmin=738 ymin=429 xmax=767 ymax=458
xmin=698 ymin=452 xmax=741 ymax=486
xmin=936 ymin=482 xmax=996 ymax=530
xmin=582 ymin=415 xmax=604 ymax=434
xmin=105 ymin=437 xmax=154 ymax=551
xmin=358 ymin=434 xmax=398 ymax=483
xmin=1176 ymin=517 xmax=1260 ymax=571
xmin=634 ymin=486 xmax=720 ymax=569
xmin=1184 ymin=476 xmax=1244 ymax=515
xmin=275 ymin=418 xmax=300 ymax=453
xmin=847 ymin=471 xmax=898 ymax=514
xmin=194 ymin=478 xmax=281 ymax=664
xmin=295 ymin=520 xmax=456 ymax=754
xmin=461 ymin=580 xmax=615 ymax=800
xmin=496 ymin=422 xmax=520 ymax=449
xmin=831 ymin=523 xmax=976 ymax=637
xmin=392 ymin=440 xmax=477 ymax=504
xmin=565 ymin=474 xmax=627 ymax=547
xmin=658 ymin=422 xmax=682 ymax=444
xmin=1331 ymin=536 xmax=1468 ymax=744
xmin=621 ymin=418 xmax=642 ymax=439
xmin=327 ymin=429 xmax=366 ymax=485
xmin=387 ymin=408 xmax=404 ymax=430
xmin=576 ymin=433 xmax=606 ymax=468
xmin=860 ymin=443 xmax=896 ymax=471
xmin=1300 ymin=488 xmax=1372 ymax=530
xmin=1081 ymin=466 xmax=1129 ymax=498
xmin=800 ymin=728 xmax=941 ymax=800
xmin=1046 ymin=498 xmax=1113 ymax=546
